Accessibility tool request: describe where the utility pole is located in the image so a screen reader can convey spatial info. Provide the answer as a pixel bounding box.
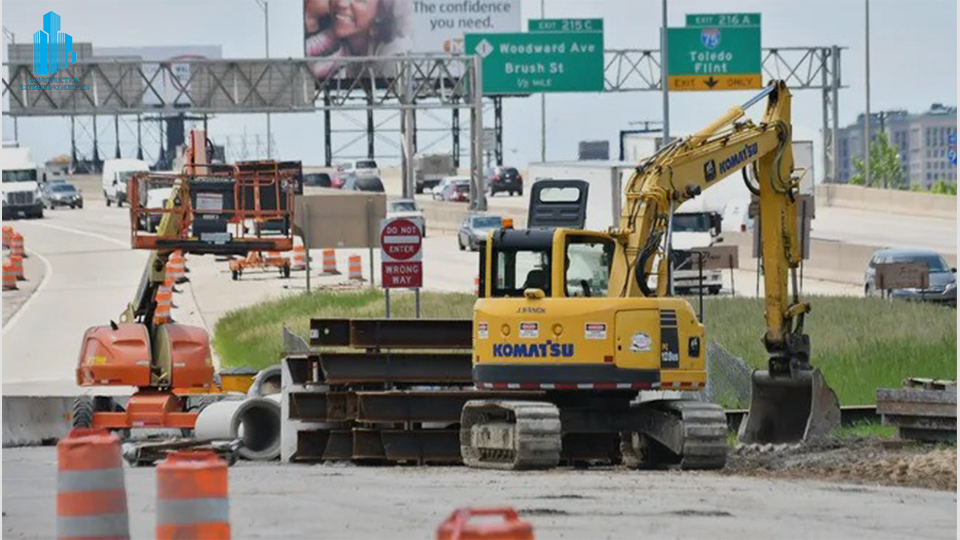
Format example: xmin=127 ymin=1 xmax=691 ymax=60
xmin=864 ymin=0 xmax=871 ymax=187
xmin=661 ymin=0 xmax=671 ymax=146
xmin=256 ymin=0 xmax=272 ymax=158
xmin=539 ymin=0 xmax=546 ymax=162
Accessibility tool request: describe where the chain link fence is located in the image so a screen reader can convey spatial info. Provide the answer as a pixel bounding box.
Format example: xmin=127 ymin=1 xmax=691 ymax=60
xmin=703 ymin=341 xmax=754 ymax=409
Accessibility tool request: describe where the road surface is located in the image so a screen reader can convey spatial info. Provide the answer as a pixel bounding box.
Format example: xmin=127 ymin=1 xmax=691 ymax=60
xmin=2 ymin=446 xmax=955 ymax=540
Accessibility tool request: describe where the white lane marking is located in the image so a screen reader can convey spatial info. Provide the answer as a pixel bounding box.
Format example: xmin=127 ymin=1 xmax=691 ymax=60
xmin=2 ymin=220 xmax=138 ymax=336
xmin=2 ymin=246 xmax=53 ymax=337
xmin=27 ymin=221 xmax=129 ymax=248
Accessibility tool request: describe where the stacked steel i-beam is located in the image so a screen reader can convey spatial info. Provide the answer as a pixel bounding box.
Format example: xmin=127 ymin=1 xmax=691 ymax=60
xmin=280 ymin=319 xmax=543 ymax=465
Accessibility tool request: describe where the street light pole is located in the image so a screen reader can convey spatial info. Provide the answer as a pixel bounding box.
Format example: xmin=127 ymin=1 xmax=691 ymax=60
xmin=539 ymin=0 xmax=546 ymax=162
xmin=257 ymin=0 xmax=272 ymax=158
xmin=661 ymin=0 xmax=671 ymax=145
xmin=864 ymin=0 xmax=871 ymax=187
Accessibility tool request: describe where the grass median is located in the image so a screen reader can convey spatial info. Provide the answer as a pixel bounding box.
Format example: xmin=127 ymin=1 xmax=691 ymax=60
xmin=214 ymin=290 xmax=956 ymax=405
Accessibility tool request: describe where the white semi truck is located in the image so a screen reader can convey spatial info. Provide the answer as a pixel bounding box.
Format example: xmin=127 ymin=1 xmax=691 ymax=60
xmin=2 ymin=142 xmax=45 ymax=219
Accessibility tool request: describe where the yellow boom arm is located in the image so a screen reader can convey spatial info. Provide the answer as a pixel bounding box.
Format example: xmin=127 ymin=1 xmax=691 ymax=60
xmin=609 ymin=81 xmax=808 ymax=371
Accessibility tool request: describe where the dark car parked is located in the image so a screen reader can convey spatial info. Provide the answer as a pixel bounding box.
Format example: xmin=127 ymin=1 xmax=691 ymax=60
xmin=41 ymin=182 xmax=83 ymax=209
xmin=864 ymin=247 xmax=956 ymax=307
xmin=488 ymin=166 xmax=523 ymax=196
xmin=343 ymin=174 xmax=385 ymax=193
xmin=303 ymin=172 xmax=332 ymax=187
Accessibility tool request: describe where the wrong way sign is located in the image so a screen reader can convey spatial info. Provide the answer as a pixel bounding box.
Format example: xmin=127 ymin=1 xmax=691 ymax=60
xmin=381 ymin=217 xmax=423 ymax=288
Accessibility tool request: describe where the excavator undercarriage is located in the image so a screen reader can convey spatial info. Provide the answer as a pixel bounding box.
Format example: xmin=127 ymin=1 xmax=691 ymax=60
xmin=460 ymin=395 xmax=728 ymax=471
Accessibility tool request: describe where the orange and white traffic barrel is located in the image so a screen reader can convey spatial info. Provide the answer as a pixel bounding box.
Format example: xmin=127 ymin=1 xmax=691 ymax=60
xmin=57 ymin=428 xmax=130 ymax=540
xmin=348 ymin=255 xmax=363 ymax=281
xmin=9 ymin=254 xmax=24 ymax=280
xmin=436 ymin=508 xmax=533 ymax=540
xmin=10 ymin=232 xmax=25 ymax=258
xmin=154 ymin=288 xmax=173 ymax=325
xmin=167 ymin=252 xmax=186 ymax=283
xmin=291 ymin=244 xmax=307 ymax=271
xmin=474 ymin=276 xmax=480 ymax=296
xmin=2 ymin=225 xmax=13 ymax=249
xmin=3 ymin=261 xmax=18 ymax=290
xmin=321 ymin=249 xmax=339 ymax=275
xmin=156 ymin=450 xmax=230 ymax=540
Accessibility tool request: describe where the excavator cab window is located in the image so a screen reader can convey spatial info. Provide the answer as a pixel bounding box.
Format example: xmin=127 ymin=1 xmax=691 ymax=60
xmin=564 ymin=235 xmax=615 ymax=298
xmin=492 ymin=248 xmax=551 ymax=297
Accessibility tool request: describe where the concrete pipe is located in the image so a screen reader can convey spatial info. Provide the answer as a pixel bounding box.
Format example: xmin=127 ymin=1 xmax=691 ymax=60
xmin=194 ymin=397 xmax=281 ymax=461
xmin=247 ymin=364 xmax=283 ymax=397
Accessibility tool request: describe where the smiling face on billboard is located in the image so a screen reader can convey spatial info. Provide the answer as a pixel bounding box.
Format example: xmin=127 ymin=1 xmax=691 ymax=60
xmin=303 ymin=0 xmax=520 ymax=81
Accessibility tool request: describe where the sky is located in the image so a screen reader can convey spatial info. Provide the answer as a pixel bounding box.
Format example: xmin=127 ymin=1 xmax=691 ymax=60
xmin=2 ymin=0 xmax=957 ymax=182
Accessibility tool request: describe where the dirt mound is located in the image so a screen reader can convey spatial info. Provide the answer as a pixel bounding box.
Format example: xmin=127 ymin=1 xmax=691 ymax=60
xmin=723 ymin=438 xmax=956 ymax=491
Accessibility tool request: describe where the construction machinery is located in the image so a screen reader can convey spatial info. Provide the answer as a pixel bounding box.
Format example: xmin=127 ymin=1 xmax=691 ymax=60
xmin=461 ymin=81 xmax=840 ymax=470
xmin=72 ymin=130 xmax=297 ymax=432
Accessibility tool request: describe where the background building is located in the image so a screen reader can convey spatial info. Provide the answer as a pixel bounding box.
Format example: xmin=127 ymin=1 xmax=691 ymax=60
xmin=836 ymin=104 xmax=957 ymax=188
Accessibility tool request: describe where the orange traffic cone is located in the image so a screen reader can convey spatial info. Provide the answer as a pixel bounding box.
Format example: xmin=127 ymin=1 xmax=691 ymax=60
xmin=436 ymin=508 xmax=533 ymax=540
xmin=57 ymin=428 xmax=130 ymax=540
xmin=156 ymin=450 xmax=230 ymax=540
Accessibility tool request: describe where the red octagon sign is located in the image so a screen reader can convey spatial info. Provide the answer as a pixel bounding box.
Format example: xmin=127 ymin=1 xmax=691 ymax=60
xmin=381 ymin=218 xmax=422 ymax=262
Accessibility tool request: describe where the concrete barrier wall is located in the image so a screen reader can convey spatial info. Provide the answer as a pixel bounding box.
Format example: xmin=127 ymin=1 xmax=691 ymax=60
xmin=816 ymin=184 xmax=957 ymax=219
xmin=2 ymin=396 xmax=74 ymax=447
xmin=722 ymin=231 xmax=957 ymax=285
xmin=420 ymin=200 xmax=527 ymax=234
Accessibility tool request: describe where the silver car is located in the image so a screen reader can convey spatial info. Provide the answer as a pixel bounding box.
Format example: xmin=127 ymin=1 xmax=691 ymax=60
xmin=864 ymin=248 xmax=956 ymax=307
xmin=458 ymin=214 xmax=503 ymax=251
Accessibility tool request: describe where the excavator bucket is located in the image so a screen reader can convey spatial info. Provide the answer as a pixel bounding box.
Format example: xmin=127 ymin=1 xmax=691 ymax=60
xmin=738 ymin=368 xmax=840 ymax=445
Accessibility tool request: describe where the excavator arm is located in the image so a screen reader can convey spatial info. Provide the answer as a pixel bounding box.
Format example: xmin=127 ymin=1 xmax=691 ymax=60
xmin=609 ymin=81 xmax=839 ymax=443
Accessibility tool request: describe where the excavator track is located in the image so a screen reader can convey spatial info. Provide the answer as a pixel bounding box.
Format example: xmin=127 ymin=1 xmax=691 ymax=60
xmin=624 ymin=400 xmax=728 ymax=470
xmin=460 ymin=400 xmax=561 ymax=470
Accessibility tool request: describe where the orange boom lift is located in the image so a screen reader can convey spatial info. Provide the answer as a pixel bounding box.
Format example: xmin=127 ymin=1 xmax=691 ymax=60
xmin=73 ymin=130 xmax=297 ymax=432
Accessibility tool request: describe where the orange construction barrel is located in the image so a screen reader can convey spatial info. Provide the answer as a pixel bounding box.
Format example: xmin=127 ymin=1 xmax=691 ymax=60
xmin=3 ymin=261 xmax=18 ymax=290
xmin=57 ymin=428 xmax=130 ymax=540
xmin=2 ymin=225 xmax=13 ymax=248
xmin=156 ymin=450 xmax=231 ymax=540
xmin=9 ymin=253 xmax=24 ymax=280
xmin=321 ymin=249 xmax=339 ymax=275
xmin=436 ymin=508 xmax=534 ymax=540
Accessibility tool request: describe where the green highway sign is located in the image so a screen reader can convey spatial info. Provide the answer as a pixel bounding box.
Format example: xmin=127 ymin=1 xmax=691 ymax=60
xmin=667 ymin=26 xmax=761 ymax=91
xmin=466 ymin=31 xmax=604 ymax=94
xmin=528 ymin=18 xmax=603 ymax=33
xmin=686 ymin=13 xmax=761 ymax=27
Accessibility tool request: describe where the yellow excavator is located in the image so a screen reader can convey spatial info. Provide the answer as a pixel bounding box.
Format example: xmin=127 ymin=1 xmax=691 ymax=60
xmin=461 ymin=81 xmax=840 ymax=470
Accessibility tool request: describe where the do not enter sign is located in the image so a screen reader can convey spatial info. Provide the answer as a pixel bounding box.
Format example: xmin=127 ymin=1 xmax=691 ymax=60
xmin=381 ymin=217 xmax=423 ymax=288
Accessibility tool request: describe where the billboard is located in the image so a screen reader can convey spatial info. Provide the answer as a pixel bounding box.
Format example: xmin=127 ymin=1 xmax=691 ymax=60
xmin=303 ymin=0 xmax=520 ymax=79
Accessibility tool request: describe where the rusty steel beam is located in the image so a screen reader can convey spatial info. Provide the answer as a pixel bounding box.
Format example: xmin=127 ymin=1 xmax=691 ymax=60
xmin=310 ymin=318 xmax=472 ymax=349
xmin=319 ymin=352 xmax=472 ymax=384
xmin=380 ymin=429 xmax=461 ymax=464
xmin=292 ymin=429 xmax=353 ymax=462
xmin=288 ymin=392 xmax=357 ymax=422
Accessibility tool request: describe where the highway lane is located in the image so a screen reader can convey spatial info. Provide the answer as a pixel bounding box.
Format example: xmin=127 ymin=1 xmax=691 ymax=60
xmin=1 ymin=206 xmax=204 ymax=396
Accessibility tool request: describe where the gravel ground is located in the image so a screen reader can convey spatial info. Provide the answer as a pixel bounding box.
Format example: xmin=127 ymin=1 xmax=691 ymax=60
xmin=725 ymin=438 xmax=957 ymax=491
xmin=3 ymin=446 xmax=957 ymax=539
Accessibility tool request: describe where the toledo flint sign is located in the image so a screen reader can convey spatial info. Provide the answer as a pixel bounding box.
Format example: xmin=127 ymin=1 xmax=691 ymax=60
xmin=667 ymin=13 xmax=762 ymax=91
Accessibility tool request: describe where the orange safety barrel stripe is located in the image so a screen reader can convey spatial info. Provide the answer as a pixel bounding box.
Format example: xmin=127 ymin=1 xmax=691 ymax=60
xmin=57 ymin=489 xmax=128 ymax=516
xmin=157 ymin=467 xmax=229 ymax=499
xmin=157 ymin=522 xmax=230 ymax=540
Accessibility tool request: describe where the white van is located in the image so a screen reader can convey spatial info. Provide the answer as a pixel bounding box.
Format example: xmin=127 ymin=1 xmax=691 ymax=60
xmin=102 ymin=159 xmax=150 ymax=207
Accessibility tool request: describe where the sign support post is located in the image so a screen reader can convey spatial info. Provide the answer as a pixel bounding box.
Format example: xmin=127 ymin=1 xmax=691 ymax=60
xmin=304 ymin=203 xmax=312 ymax=294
